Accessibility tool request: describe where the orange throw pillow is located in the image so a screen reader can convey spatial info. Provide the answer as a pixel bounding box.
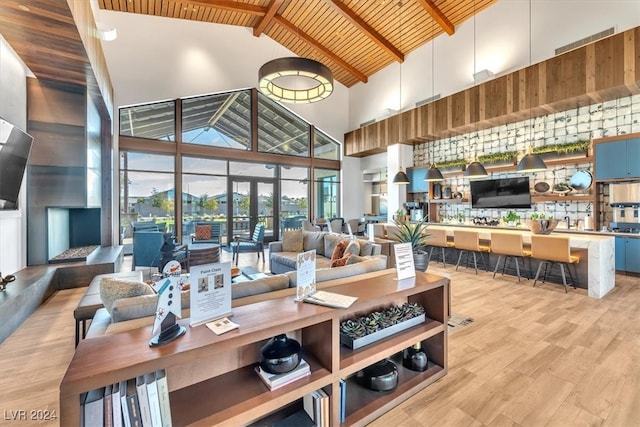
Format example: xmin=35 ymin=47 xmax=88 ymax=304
xmin=195 ymin=225 xmax=212 ymax=240
xmin=330 ymin=254 xmax=352 ymax=268
xmin=331 ymin=240 xmax=348 ymax=262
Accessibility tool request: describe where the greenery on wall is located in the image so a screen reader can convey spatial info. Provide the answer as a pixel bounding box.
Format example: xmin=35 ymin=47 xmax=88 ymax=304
xmin=436 ymin=158 xmax=466 ymax=169
xmin=531 ymin=140 xmax=590 ymax=155
xmin=477 ymin=151 xmax=518 ymax=164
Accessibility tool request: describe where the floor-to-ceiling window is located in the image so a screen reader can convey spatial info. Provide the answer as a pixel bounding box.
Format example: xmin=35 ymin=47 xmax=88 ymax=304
xmin=314 ymin=168 xmax=340 ymax=219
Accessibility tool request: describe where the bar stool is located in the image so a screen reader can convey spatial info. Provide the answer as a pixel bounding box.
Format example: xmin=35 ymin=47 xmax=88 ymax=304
xmin=426 ymin=228 xmax=454 ymax=267
xmin=454 ymin=230 xmax=490 ymax=274
xmin=530 ymin=235 xmax=580 ymax=292
xmin=490 ymin=233 xmax=531 ymax=282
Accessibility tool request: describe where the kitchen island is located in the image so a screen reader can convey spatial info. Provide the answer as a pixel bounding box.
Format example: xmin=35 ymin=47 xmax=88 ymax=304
xmin=425 ymin=224 xmax=616 ymax=299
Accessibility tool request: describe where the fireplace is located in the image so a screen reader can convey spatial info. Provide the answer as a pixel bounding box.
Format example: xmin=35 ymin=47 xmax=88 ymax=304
xmin=46 ymin=207 xmax=101 ymax=263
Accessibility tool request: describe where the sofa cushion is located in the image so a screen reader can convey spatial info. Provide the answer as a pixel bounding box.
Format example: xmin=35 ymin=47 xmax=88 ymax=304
xmin=110 ymin=290 xmax=191 ymax=323
xmin=303 ymin=231 xmax=325 ymax=256
xmin=285 ymin=256 xmax=387 ymax=287
xmin=331 ymin=240 xmax=349 ymax=261
xmin=282 ymin=229 xmax=304 ymax=252
xmin=232 ymin=274 xmax=290 ymax=299
xmin=346 ymin=254 xmax=366 ymax=265
xmin=270 ymin=252 xmax=299 ymax=270
xmin=195 ymin=224 xmax=212 ymax=240
xmin=344 ymin=240 xmax=360 ymax=257
xmin=100 ymin=277 xmax=154 ymax=315
xmin=357 ymin=240 xmax=376 ymax=256
xmin=324 ymin=234 xmax=347 ymax=259
xmin=330 ymin=254 xmax=351 ymax=268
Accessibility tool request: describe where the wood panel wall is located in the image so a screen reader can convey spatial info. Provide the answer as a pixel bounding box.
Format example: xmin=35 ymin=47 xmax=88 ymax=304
xmin=345 ymin=26 xmax=640 ymax=157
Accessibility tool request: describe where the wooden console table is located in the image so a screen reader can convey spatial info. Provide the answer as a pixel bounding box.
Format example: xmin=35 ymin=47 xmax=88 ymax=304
xmin=60 ymin=270 xmax=449 ymax=426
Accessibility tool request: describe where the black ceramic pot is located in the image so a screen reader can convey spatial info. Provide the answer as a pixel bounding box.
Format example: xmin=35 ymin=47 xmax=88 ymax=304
xmin=356 ymin=359 xmax=398 ymax=392
xmin=402 ymin=342 xmax=428 ymax=372
xmin=259 ymin=334 xmax=301 ymax=374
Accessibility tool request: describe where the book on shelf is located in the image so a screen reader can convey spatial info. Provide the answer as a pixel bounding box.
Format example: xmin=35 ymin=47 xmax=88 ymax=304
xmin=104 ymin=384 xmax=113 ymax=427
xmin=124 ymin=378 xmax=142 ymax=427
xmin=155 ymin=370 xmax=173 ymax=427
xmin=144 ymin=372 xmax=162 ymax=427
xmin=111 ymin=382 xmax=123 ymax=427
xmin=82 ymin=387 xmax=104 ymax=427
xmin=255 ymin=358 xmax=310 ymax=390
xmin=303 ymin=388 xmax=329 ymax=427
xmin=119 ymin=381 xmax=130 ymax=427
xmin=135 ymin=375 xmax=153 ymax=427
xmin=339 ymin=378 xmax=346 ymax=423
xmin=303 ymin=290 xmax=357 ymax=309
xmin=317 ymin=388 xmax=330 ymax=427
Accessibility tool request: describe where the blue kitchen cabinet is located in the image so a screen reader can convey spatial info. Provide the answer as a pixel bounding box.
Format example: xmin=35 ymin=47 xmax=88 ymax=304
xmin=407 ymin=167 xmax=429 ymax=193
xmin=595 ymin=138 xmax=640 ymax=179
xmin=615 ymin=236 xmax=640 ymax=273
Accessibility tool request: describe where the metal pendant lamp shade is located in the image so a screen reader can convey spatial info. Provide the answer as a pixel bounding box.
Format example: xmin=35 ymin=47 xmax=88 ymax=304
xmin=258 ymin=57 xmax=333 ymax=103
xmin=425 ymin=164 xmax=444 ymax=181
xmin=392 ymin=168 xmax=410 ymax=185
xmin=516 ymin=152 xmax=547 ymax=173
xmin=463 ymin=161 xmax=488 ymax=178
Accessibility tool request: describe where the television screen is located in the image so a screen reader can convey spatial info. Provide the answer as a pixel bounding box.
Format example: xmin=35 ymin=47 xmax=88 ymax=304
xmin=0 ymin=117 xmax=33 ymax=209
xmin=470 ymin=177 xmax=531 ymax=209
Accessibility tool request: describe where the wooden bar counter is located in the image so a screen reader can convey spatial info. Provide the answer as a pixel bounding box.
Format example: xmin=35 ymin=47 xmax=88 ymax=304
xmin=426 ymin=224 xmax=615 ymax=298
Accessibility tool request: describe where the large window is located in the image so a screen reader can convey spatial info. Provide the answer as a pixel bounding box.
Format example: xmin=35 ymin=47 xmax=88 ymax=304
xmin=119 ymin=101 xmax=176 ymax=141
xmin=257 ymin=92 xmax=309 ymax=157
xmin=314 ymin=128 xmax=340 ymax=160
xmin=280 ymin=166 xmax=309 ymax=234
xmin=314 ymin=168 xmax=340 ymax=219
xmin=181 ymin=90 xmax=251 ymax=150
xmin=120 ymin=152 xmax=176 ymax=240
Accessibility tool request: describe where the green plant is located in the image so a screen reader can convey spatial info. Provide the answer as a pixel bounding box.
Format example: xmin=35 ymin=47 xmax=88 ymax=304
xmin=530 ymin=212 xmax=554 ymax=220
xmin=553 ymin=182 xmax=571 ymax=192
xmin=502 ymin=210 xmax=520 ymax=224
xmin=437 ymin=158 xmax=466 ymax=169
xmin=391 ymin=216 xmax=430 ymax=253
xmin=477 ymin=151 xmax=518 ymax=164
xmin=395 ymin=209 xmax=405 ymax=216
xmin=531 ymin=140 xmax=590 ymax=155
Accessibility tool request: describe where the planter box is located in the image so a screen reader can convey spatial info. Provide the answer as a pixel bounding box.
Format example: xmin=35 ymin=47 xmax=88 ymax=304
xmin=340 ymin=314 xmax=426 ymax=350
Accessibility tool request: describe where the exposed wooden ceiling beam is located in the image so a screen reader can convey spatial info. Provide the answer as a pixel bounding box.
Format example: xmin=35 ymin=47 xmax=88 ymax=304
xmin=418 ymin=0 xmax=455 ymax=36
xmin=253 ymin=0 xmax=283 ymax=37
xmin=325 ymin=0 xmax=404 ymax=63
xmin=273 ymin=14 xmax=368 ymax=84
xmin=185 ymin=0 xmax=266 ymax=16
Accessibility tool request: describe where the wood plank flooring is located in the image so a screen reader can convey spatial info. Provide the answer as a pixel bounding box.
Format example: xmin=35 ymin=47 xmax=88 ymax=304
xmin=0 ymin=251 xmax=638 ymax=426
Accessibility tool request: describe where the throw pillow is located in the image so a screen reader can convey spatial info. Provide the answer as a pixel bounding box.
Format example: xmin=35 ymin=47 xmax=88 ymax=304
xmin=346 ymin=254 xmax=365 ymax=265
xmin=344 ymin=240 xmax=360 ymax=257
xmin=282 ymin=228 xmax=304 ymax=252
xmin=195 ymin=224 xmax=212 ymax=240
xmin=100 ymin=277 xmax=154 ymax=315
xmin=331 ymin=240 xmax=349 ymax=262
xmin=330 ymin=253 xmax=352 ymax=268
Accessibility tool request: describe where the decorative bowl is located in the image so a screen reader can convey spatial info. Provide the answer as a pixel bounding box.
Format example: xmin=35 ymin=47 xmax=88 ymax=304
xmin=526 ymin=219 xmax=559 ymax=235
xmin=356 ymin=359 xmax=398 ymax=392
xmin=259 ymin=334 xmax=301 ymax=374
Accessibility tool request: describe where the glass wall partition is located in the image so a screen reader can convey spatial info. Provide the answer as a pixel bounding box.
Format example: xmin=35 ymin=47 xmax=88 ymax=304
xmin=120 ymin=152 xmax=176 ymax=247
xmin=314 ymin=168 xmax=340 ymax=220
xmin=181 ymin=90 xmax=252 ymax=150
xmin=182 ymin=156 xmax=228 ymax=243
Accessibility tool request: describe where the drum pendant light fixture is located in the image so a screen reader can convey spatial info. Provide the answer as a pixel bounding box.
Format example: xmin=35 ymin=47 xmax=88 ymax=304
xmin=258 ymin=57 xmax=333 ymax=103
xmin=516 ymin=0 xmax=547 ymax=173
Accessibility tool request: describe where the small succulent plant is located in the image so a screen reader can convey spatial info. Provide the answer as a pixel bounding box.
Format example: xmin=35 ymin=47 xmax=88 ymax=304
xmin=340 ymin=303 xmax=426 ymax=339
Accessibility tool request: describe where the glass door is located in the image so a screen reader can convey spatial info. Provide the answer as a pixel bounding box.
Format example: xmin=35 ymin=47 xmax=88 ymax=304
xmin=228 ymin=178 xmax=277 ymax=244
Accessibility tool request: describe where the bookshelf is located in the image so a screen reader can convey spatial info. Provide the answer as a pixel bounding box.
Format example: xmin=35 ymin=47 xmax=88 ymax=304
xmin=60 ymin=270 xmax=449 ymax=426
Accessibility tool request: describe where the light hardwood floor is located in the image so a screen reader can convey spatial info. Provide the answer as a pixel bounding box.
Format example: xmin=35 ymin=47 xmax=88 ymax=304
xmin=1 ymin=252 xmax=638 ymax=426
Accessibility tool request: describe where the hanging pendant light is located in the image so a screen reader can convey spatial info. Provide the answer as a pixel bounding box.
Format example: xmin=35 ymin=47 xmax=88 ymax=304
xmin=392 ymin=3 xmax=410 ymax=186
xmin=516 ymin=0 xmax=547 ymax=173
xmin=424 ymin=18 xmax=443 ymax=183
xmin=463 ymin=161 xmax=488 ymax=178
xmin=425 ymin=164 xmax=444 ymax=181
xmin=393 ymin=167 xmax=410 ymax=184
xmin=258 ymin=57 xmax=333 ymax=103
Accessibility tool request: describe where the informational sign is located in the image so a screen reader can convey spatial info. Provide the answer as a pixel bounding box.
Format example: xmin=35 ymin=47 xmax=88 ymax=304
xmin=189 ymin=261 xmax=233 ymax=327
xmin=394 ymin=242 xmax=416 ymax=280
xmin=295 ymin=249 xmax=317 ymax=301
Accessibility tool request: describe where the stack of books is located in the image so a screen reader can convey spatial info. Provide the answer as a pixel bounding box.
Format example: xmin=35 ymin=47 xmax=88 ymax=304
xmin=255 ymin=359 xmax=310 ymax=391
xmin=303 ymin=388 xmax=330 ymax=427
xmin=80 ymin=369 xmax=172 ymax=427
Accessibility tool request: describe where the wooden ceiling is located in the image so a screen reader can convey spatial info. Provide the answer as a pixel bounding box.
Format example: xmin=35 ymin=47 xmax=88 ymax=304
xmin=98 ymin=0 xmax=497 ymax=87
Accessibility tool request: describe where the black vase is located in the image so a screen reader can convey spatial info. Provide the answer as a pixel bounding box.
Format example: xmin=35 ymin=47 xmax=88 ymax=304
xmin=259 ymin=334 xmax=301 ymax=374
xmin=402 ymin=342 xmax=428 ymax=372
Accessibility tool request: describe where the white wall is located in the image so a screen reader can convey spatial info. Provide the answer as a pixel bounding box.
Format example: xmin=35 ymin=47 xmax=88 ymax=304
xmin=0 ymin=35 xmax=30 ymax=274
xmin=348 ymin=0 xmax=640 ymax=130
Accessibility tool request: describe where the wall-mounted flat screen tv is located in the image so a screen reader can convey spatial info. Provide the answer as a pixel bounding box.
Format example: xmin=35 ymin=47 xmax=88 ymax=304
xmin=470 ymin=177 xmax=531 ymax=209
xmin=0 ymin=117 xmax=33 ymax=210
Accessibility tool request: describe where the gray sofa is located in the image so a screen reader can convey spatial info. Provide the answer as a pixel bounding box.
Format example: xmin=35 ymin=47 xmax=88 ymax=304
xmin=269 ymin=230 xmax=382 ymax=274
xmin=86 ymin=254 xmax=387 ymax=338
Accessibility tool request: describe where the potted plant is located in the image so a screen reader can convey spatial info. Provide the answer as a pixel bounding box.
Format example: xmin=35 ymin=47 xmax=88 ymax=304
xmin=390 ymin=216 xmax=431 ymax=271
xmin=477 ymin=151 xmax=518 ymax=166
xmin=501 ymin=211 xmax=520 ymax=227
xmin=437 ymin=158 xmax=466 ymax=172
xmin=527 ymin=212 xmax=559 ymax=234
xmin=393 ymin=209 xmax=408 ymax=223
xmin=531 ymin=140 xmax=590 ymax=159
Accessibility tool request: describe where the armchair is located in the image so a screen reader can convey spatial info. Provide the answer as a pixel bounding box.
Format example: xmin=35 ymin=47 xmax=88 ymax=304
xmin=230 ymin=224 xmax=265 ymax=266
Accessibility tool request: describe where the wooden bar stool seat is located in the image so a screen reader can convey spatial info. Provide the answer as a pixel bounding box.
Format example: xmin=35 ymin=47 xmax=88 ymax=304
xmin=454 ymin=230 xmax=490 ymax=274
xmin=426 ymin=228 xmax=454 ymax=267
xmin=490 ymin=233 xmax=531 ymax=281
xmin=530 ymin=235 xmax=580 ymax=292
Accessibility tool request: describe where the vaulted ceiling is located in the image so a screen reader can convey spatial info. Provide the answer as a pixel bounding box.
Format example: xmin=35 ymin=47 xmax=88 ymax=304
xmin=98 ymin=0 xmax=497 ymax=87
